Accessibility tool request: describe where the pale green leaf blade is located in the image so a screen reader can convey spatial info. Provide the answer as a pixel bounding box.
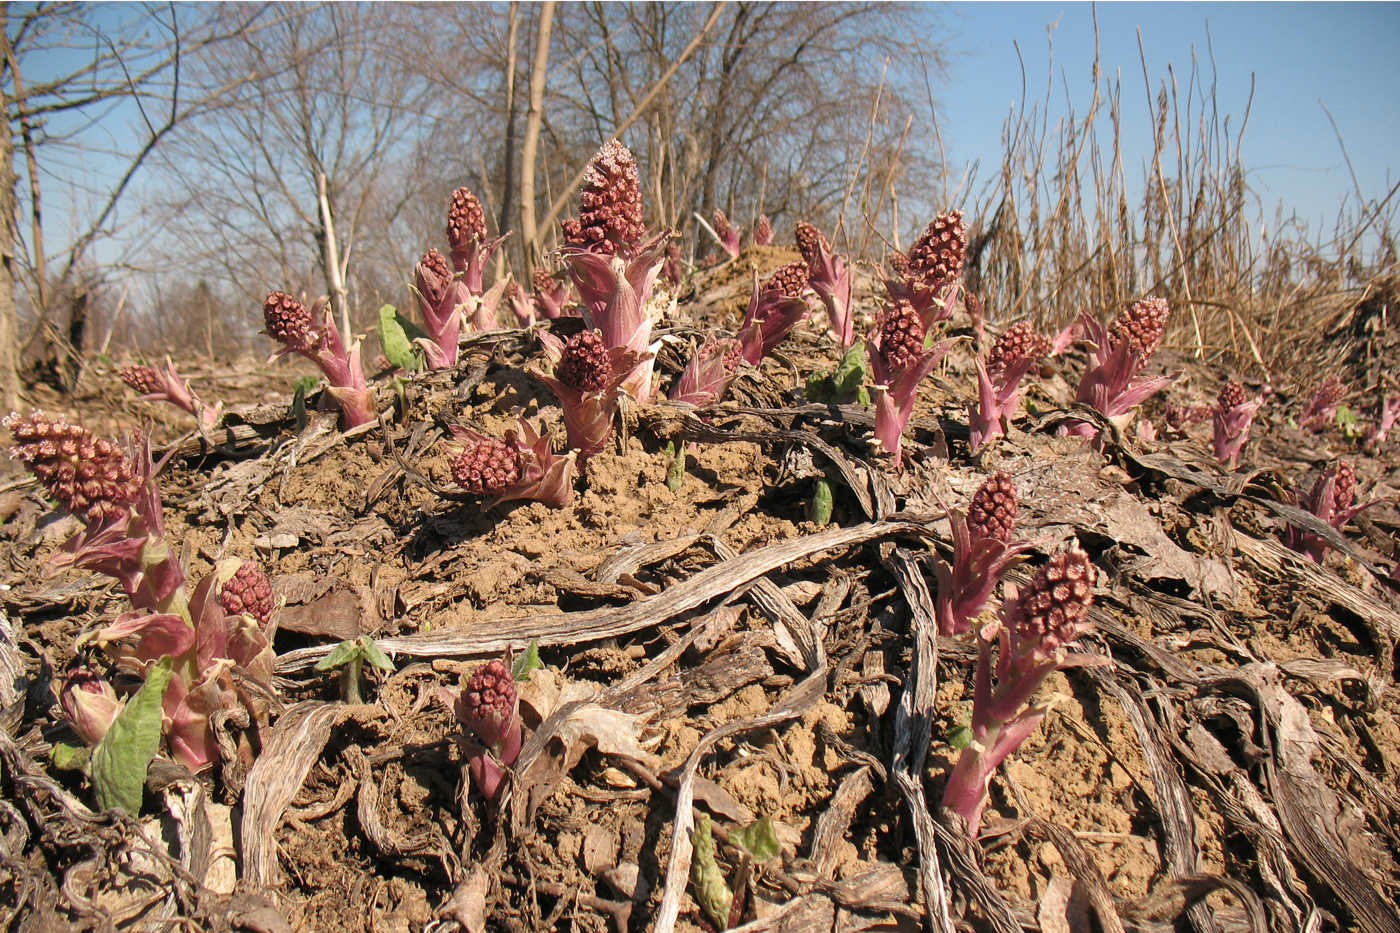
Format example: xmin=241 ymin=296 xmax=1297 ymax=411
xmin=90 ymin=657 xmax=173 ymax=814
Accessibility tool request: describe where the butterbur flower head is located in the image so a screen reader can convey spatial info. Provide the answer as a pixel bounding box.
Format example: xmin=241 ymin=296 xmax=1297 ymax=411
xmin=532 ymin=267 xmax=558 ymax=296
xmin=1331 ymin=459 xmax=1356 ymax=513
xmin=263 ymin=291 xmax=317 ymax=354
xmin=118 ymin=365 xmax=162 ymax=396
xmin=875 ymin=302 xmax=925 ymax=376
xmin=713 ymin=209 xmax=732 ymax=237
xmin=447 ymin=188 xmax=488 ymax=252
xmin=795 ymin=222 xmax=830 ymax=277
xmin=454 ymin=658 xmax=523 ymax=800
xmin=968 ymin=473 xmax=1018 ymax=543
xmin=220 ymin=560 xmax=274 ymax=629
xmin=986 ymin=323 xmax=1051 ymax=378
xmin=557 ymin=330 xmax=612 ymax=393
xmin=562 ymin=140 xmax=646 ymax=255
xmin=1013 ymin=547 xmax=1097 ymax=655
xmin=451 ymin=438 xmax=522 ymax=495
xmin=1217 ymin=379 xmax=1248 ymax=412
xmin=1301 ymin=374 xmax=1348 ymax=431
xmin=6 ymin=412 xmax=142 ymax=524
xmin=906 ymin=210 xmax=966 ymax=291
xmin=763 ymin=261 xmax=810 ymax=299
xmin=754 ymin=214 xmax=773 ymax=246
xmin=1212 ymin=378 xmax=1261 ymax=467
xmin=1109 ymin=296 xmax=1169 ymax=361
xmin=416 ymin=248 xmax=453 ymax=307
xmin=457 ymin=660 xmax=516 ymax=739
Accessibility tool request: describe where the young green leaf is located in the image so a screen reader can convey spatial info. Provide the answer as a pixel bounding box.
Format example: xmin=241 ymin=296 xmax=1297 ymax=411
xmin=358 ymin=636 xmax=394 ymax=672
xmin=51 ymin=742 xmax=91 ymax=772
xmin=511 ymin=640 xmax=542 ymax=681
xmin=316 ymin=639 xmax=360 ymax=672
xmin=665 ymin=440 xmax=686 ymax=491
xmin=806 ymin=478 xmax=834 ymax=525
xmin=90 ymin=657 xmax=173 ymax=814
xmin=689 ymin=814 xmax=734 ymax=929
xmin=729 ymin=815 xmax=780 ymax=862
xmin=377 ymin=304 xmax=425 ymax=372
xmin=1335 ymin=404 xmax=1363 ymax=439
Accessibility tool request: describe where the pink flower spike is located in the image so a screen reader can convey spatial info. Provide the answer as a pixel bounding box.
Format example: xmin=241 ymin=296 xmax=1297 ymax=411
xmin=448 ymin=419 xmax=576 ymax=509
xmin=1300 ymin=374 xmax=1348 ymax=433
xmin=536 ymin=329 xmax=642 ymax=458
xmin=969 ymin=323 xmax=1050 ymax=451
xmin=933 ymin=473 xmax=1038 ymax=636
xmin=886 ymin=210 xmax=966 ymax=329
xmin=866 ymin=302 xmax=954 ymax=463
xmin=263 ymin=292 xmax=375 ymax=428
xmin=1212 ymin=379 xmax=1262 ymax=468
xmin=737 ymin=267 xmax=811 ymax=365
xmin=712 ymin=209 xmax=742 ymax=259
xmin=795 ymin=221 xmax=855 ymax=349
xmin=942 ymin=547 xmax=1100 ymax=835
xmin=453 ymin=659 xmax=523 ymax=800
xmin=1283 ymin=459 xmax=1383 ymax=562
xmin=119 ymin=359 xmax=222 ymax=430
xmin=447 ymin=187 xmax=511 ymax=295
xmin=1064 ymin=302 xmax=1176 ymax=445
xmin=753 ymin=214 xmax=773 ymax=246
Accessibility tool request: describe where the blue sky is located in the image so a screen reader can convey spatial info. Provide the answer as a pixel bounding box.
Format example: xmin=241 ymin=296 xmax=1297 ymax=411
xmin=932 ymin=2 xmax=1400 ymax=238
xmin=21 ymin=2 xmax=1400 ymax=270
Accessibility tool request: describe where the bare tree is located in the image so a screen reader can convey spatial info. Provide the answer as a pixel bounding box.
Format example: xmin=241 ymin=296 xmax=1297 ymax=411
xmin=149 ymin=4 xmax=436 ymax=333
xmin=0 ymin=2 xmax=258 ymax=398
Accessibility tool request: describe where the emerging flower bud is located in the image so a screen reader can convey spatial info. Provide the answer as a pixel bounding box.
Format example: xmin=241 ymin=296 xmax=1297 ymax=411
xmin=446 ymin=420 xmax=576 ymax=508
xmin=1211 ymin=378 xmax=1261 ymax=467
xmin=561 ymin=140 xmax=646 ymax=255
xmin=453 ymin=658 xmax=523 ymax=800
xmin=1300 ymin=373 xmax=1348 ymax=432
xmin=220 ymin=560 xmax=274 ymax=629
xmin=794 ymin=221 xmax=855 ymax=348
xmin=263 ymin=291 xmax=318 ymax=354
xmin=753 ymin=214 xmax=773 ymax=246
xmin=447 ymin=187 xmax=488 ymax=253
xmin=416 ymin=248 xmax=453 ymax=309
xmin=970 ymin=323 xmax=1053 ymax=451
xmin=968 ymin=472 xmax=1019 ymax=543
xmin=557 ymin=330 xmax=613 ymax=394
xmin=59 ymin=667 xmax=122 ymax=746
xmin=1217 ymin=379 xmax=1248 ymax=412
xmin=712 ymin=209 xmax=741 ymax=258
xmin=5 ymin=411 xmax=142 ymax=525
xmin=451 ymin=438 xmax=522 ymax=495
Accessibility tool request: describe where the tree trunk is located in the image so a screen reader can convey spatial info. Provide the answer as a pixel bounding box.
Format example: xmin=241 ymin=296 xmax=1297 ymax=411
xmin=519 ymin=1 xmax=555 ymax=275
xmin=316 ymin=169 xmax=350 ymax=338
xmin=0 ymin=14 xmax=20 ymax=412
xmin=495 ymin=2 xmax=520 ymax=280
